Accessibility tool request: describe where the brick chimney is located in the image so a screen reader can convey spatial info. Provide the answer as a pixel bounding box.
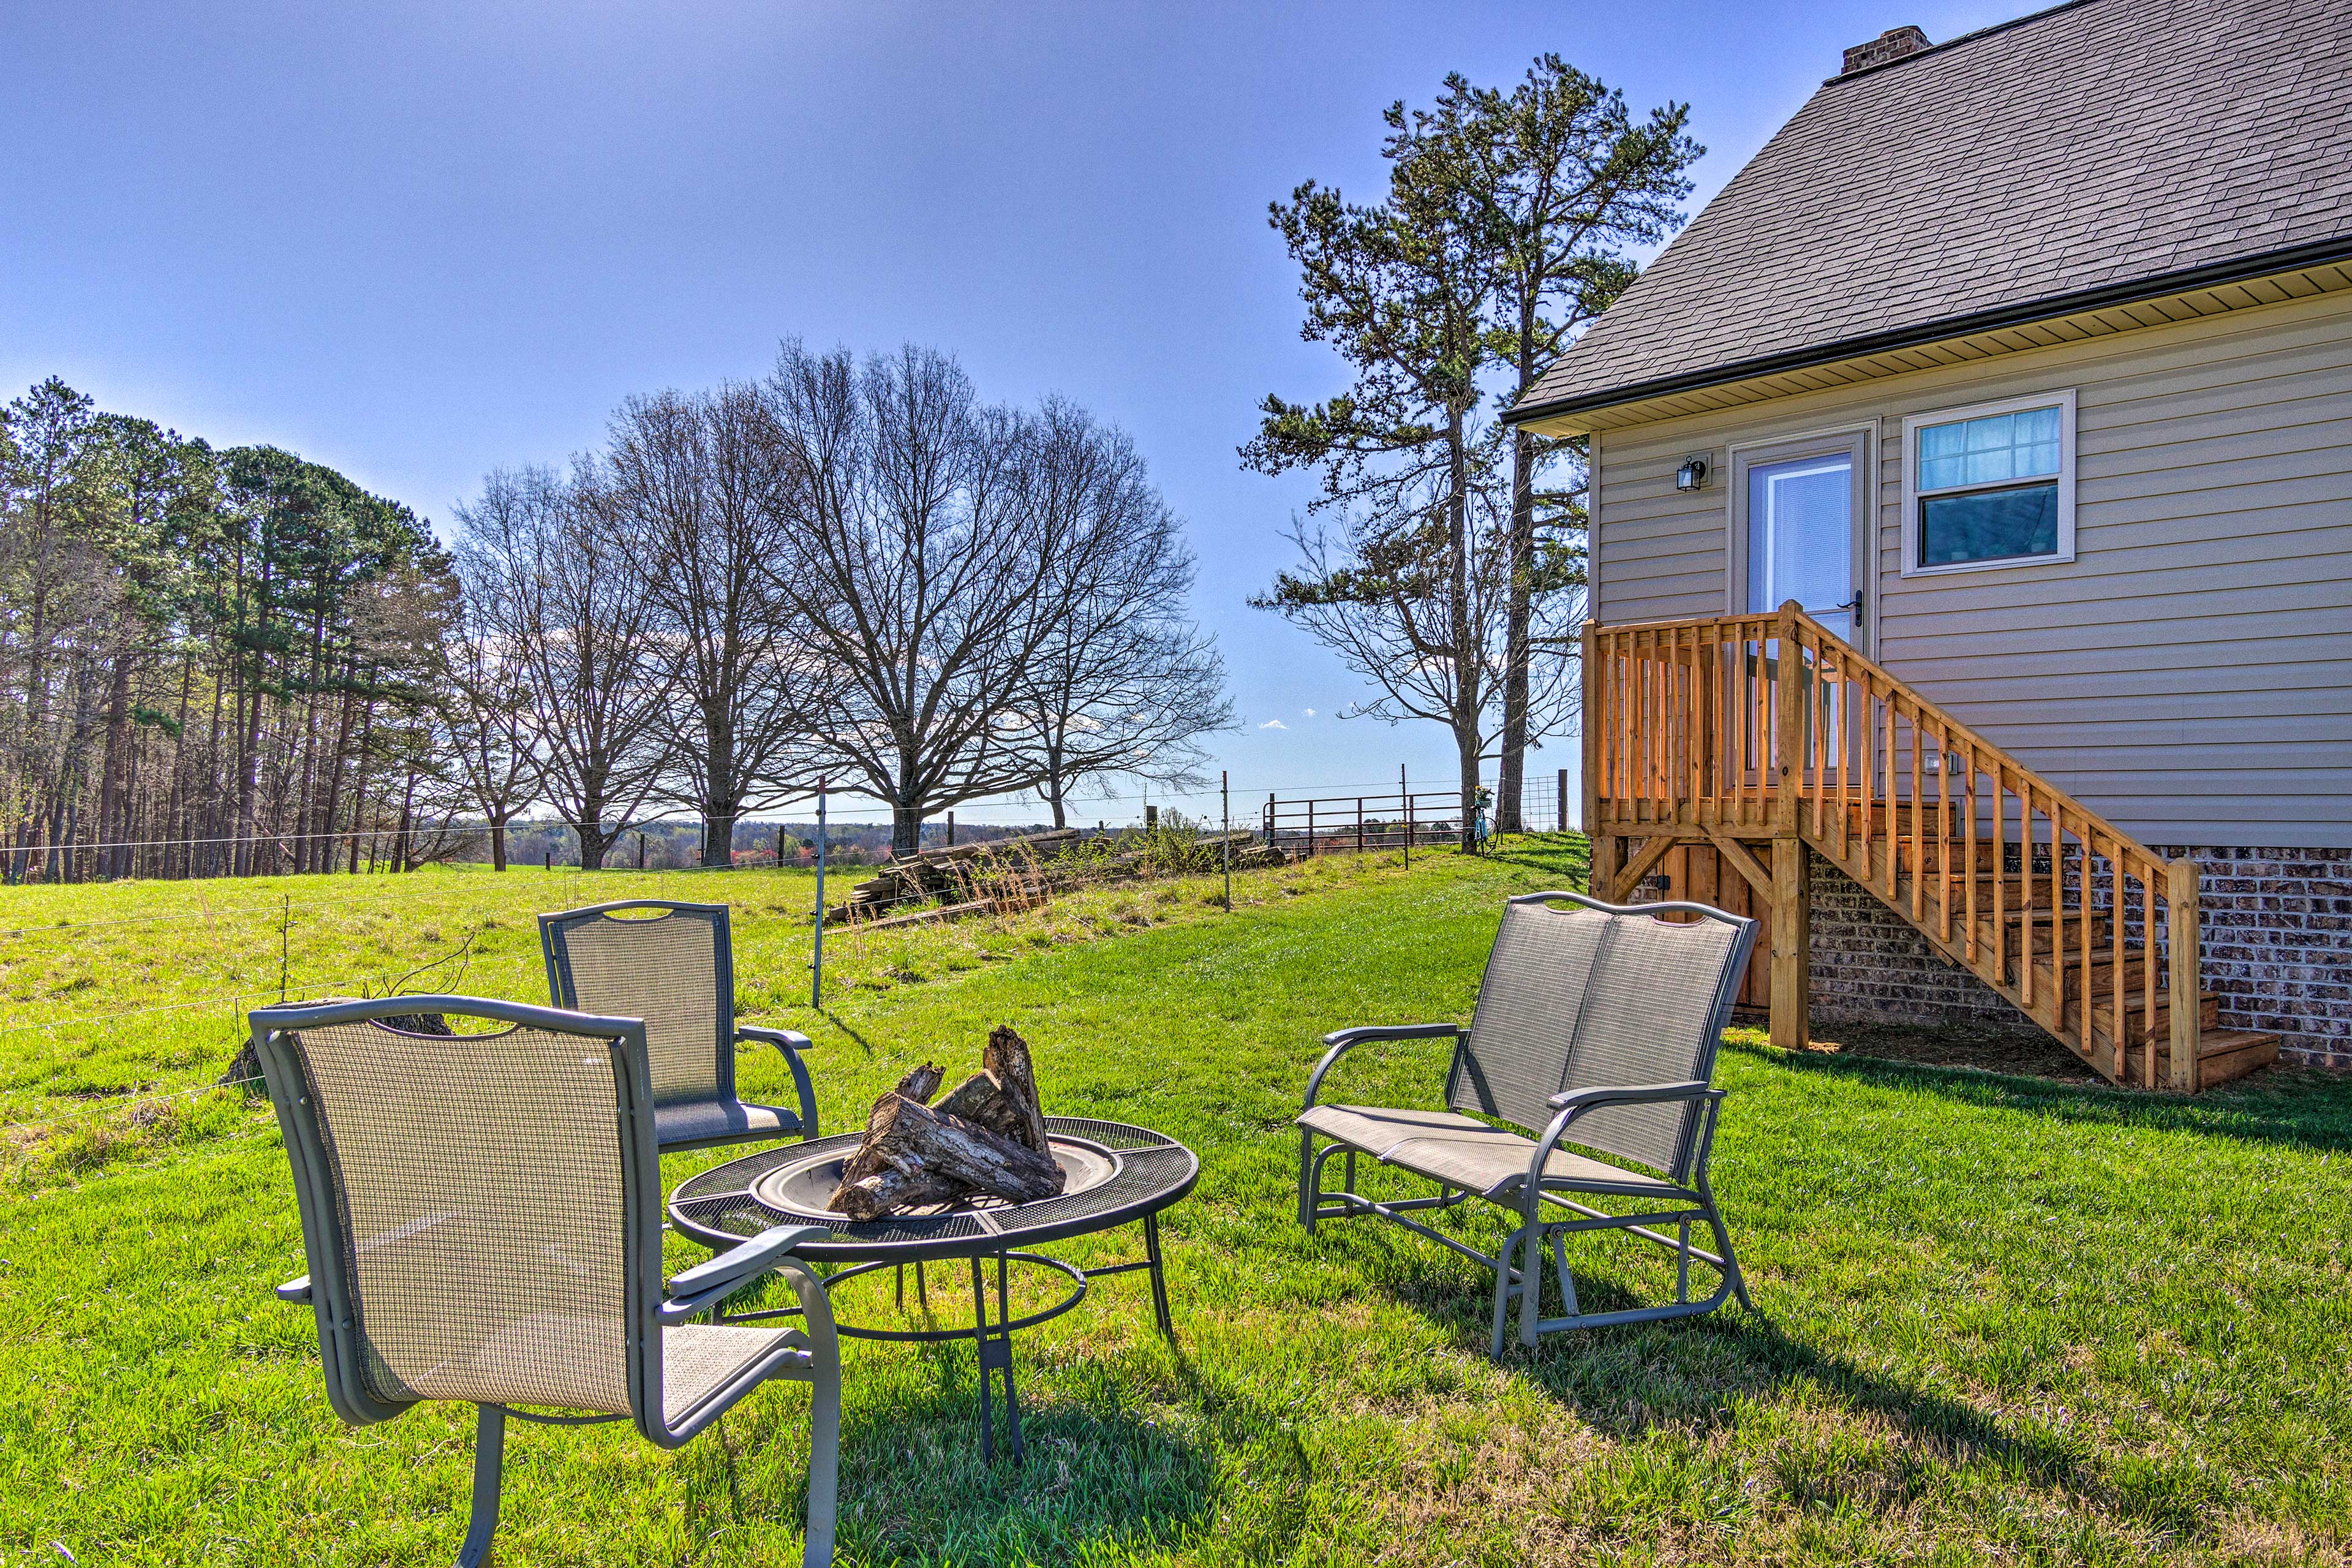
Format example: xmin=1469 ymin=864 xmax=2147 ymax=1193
xmin=1842 ymin=25 xmax=1930 ymax=74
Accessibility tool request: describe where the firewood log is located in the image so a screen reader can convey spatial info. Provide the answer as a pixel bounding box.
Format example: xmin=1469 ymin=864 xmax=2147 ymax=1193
xmin=832 ymin=1162 xmax=971 ymax=1220
xmin=824 ymin=1093 xmax=1063 ymax=1217
xmin=893 ymin=1062 xmax=946 ymax=1104
xmin=983 ymin=1025 xmax=1050 ymax=1154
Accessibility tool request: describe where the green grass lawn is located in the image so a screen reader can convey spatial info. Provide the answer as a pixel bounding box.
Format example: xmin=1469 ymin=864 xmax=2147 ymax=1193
xmin=4 ymin=840 xmax=2350 ymax=1565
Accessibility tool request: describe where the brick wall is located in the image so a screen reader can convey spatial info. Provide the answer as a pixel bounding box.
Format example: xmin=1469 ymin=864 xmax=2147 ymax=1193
xmin=1796 ymin=846 xmax=2352 ymax=1070
xmin=1805 ymin=858 xmax=2040 ymax=1033
xmin=2160 ymin=845 xmax=2352 ymax=1071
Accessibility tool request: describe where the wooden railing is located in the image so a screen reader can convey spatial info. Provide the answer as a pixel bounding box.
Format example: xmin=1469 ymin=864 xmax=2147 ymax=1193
xmin=1581 ymin=603 xmax=2202 ymax=1089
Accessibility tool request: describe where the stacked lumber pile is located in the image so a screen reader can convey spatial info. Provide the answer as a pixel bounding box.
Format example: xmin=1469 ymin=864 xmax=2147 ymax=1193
xmin=825 ymin=827 xmax=1282 ymax=927
xmin=827 ymin=1025 xmax=1063 ymax=1218
xmin=826 ymin=828 xmax=1080 ymax=924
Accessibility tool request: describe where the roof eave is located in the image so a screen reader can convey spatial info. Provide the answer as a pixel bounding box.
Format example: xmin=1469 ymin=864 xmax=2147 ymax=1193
xmin=1503 ymin=233 xmax=2352 ymax=430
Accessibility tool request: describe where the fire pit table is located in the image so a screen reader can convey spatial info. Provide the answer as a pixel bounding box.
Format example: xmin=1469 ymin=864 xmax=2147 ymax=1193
xmin=669 ymin=1115 xmax=1197 ymax=1462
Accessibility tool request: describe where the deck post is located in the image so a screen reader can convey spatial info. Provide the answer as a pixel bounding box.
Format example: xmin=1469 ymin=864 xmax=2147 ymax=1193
xmin=1581 ymin=619 xmax=1602 ymax=869
xmin=1770 ymin=838 xmax=1811 ymax=1051
xmin=2166 ymin=858 xmax=2200 ymax=1091
xmin=1768 ymin=603 xmax=1811 ymax=1051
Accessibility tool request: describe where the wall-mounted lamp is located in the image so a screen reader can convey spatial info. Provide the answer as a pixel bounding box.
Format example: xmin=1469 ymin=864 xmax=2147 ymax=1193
xmin=1675 ymin=454 xmax=1711 ymax=492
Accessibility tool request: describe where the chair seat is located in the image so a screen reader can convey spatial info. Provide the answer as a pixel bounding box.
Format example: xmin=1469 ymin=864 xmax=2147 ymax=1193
xmin=424 ymin=1314 xmax=801 ymax=1428
xmin=655 ymin=1098 xmax=803 ymax=1151
xmin=1298 ymin=1103 xmax=1687 ymax=1200
xmin=662 ymin=1322 xmax=807 ymax=1428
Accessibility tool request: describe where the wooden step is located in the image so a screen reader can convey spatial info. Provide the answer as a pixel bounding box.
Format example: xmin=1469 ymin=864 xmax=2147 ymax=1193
xmin=2094 ymin=1028 xmax=2278 ymax=1090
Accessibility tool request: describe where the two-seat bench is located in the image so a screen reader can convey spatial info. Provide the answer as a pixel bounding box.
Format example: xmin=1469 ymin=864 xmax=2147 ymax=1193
xmin=1298 ymin=890 xmax=1758 ymax=1353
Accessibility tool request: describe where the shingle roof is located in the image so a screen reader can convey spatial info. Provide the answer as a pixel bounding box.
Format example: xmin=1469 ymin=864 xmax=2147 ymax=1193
xmin=1510 ymin=0 xmax=2352 ymax=423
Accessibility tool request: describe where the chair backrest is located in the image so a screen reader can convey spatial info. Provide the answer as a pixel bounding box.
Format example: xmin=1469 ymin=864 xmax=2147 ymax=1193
xmin=540 ymin=902 xmax=734 ymax=1109
xmin=251 ymin=995 xmax=663 ymax=1435
xmin=1447 ymin=892 xmax=1756 ymax=1178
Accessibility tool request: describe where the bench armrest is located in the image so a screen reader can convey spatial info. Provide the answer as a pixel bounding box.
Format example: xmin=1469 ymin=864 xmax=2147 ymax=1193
xmin=1545 ymin=1080 xmax=1715 ymax=1114
xmin=276 ymin=1275 xmax=313 ymax=1305
xmin=661 ymin=1223 xmax=831 ymax=1323
xmin=1304 ymin=1023 xmax=1463 ymax=1111
xmin=736 ymin=1025 xmax=820 ymax=1140
xmin=1525 ymin=1081 xmax=1721 ymax=1210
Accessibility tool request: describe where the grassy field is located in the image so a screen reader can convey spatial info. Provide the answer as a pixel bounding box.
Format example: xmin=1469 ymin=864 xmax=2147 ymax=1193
xmin=4 ymin=840 xmax=2351 ymax=1565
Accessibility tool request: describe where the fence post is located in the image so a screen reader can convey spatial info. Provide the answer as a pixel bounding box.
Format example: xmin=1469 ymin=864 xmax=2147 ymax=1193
xmin=1221 ymin=771 xmax=1231 ymax=911
xmin=1401 ymin=764 xmax=1409 ymax=865
xmin=1308 ymin=800 xmax=1316 ymax=858
xmin=1265 ymin=793 xmax=1275 ymax=849
xmin=1558 ymin=768 xmax=1568 ymax=835
xmin=1356 ymin=797 xmax=1364 ymax=856
xmin=947 ymin=811 xmax=956 ymax=848
xmin=812 ymin=778 xmax=828 ymax=1009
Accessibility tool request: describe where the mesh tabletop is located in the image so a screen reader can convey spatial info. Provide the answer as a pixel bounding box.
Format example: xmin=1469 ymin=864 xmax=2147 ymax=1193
xmin=669 ymin=1117 xmax=1198 ymax=1262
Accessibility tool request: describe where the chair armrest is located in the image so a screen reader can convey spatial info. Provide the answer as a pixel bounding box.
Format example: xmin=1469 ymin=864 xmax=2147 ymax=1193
xmin=661 ymin=1224 xmax=831 ymax=1323
xmin=1304 ymin=1023 xmax=1463 ymax=1111
xmin=276 ymin=1275 xmax=313 ymax=1305
xmin=737 ymin=1025 xmax=820 ymax=1139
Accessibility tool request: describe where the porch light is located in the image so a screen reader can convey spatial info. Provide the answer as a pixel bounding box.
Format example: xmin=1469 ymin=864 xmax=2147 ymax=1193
xmin=1675 ymin=455 xmax=1710 ymax=492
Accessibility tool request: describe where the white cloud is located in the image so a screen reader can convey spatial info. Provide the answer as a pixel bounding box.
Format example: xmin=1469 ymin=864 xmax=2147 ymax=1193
xmin=1259 ymin=718 xmax=1287 ymax=730
xmin=1302 ymin=708 xmax=1316 ymax=718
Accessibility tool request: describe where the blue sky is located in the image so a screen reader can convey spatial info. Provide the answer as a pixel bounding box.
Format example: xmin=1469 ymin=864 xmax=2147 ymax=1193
xmin=2 ymin=0 xmax=2029 ymax=828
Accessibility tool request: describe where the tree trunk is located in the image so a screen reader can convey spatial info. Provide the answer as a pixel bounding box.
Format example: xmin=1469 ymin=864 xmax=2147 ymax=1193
xmin=892 ymin=802 xmax=922 ymax=857
xmin=96 ymin=655 xmax=134 ymax=880
xmin=1497 ymin=424 xmax=1537 ymax=835
xmin=490 ymin=819 xmax=508 ymax=872
xmin=704 ymin=810 xmax=736 ymax=872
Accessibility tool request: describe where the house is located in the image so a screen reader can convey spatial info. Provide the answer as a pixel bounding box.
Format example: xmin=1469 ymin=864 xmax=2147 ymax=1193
xmin=1506 ymin=0 xmax=2352 ymax=1087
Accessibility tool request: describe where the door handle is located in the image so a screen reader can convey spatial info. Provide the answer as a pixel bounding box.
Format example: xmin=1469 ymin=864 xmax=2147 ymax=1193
xmin=1834 ymin=587 xmax=1867 ymax=628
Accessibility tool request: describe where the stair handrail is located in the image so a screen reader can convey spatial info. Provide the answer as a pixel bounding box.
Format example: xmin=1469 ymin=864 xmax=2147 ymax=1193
xmin=1772 ymin=603 xmax=2177 ymax=873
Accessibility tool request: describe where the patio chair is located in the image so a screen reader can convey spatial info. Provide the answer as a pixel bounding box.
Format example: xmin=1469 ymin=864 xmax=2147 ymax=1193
xmin=540 ymin=899 xmax=820 ymax=1152
xmin=1297 ymin=890 xmax=1759 ymax=1354
xmin=251 ymin=994 xmax=841 ymax=1568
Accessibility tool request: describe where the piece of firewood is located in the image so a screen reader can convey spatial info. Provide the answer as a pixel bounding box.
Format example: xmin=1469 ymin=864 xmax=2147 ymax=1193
xmin=983 ymin=1024 xmax=1050 ymax=1155
xmin=932 ymin=1070 xmax=1028 ymax=1145
xmin=833 ymin=1161 xmax=971 ymax=1220
xmin=824 ymin=1094 xmax=1063 ymax=1216
xmin=893 ymin=1062 xmax=946 ymax=1104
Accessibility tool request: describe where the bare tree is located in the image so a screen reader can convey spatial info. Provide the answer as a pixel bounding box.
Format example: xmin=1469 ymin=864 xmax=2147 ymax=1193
xmin=606 ymin=383 xmax=828 ymax=869
xmin=440 ymin=576 xmax=538 ymax=870
xmin=453 ymin=463 xmax=670 ymax=870
xmin=1008 ymin=401 xmax=1232 ymax=826
xmin=1256 ymin=454 xmax=1581 ymax=848
xmin=761 ymin=342 xmax=1077 ymax=854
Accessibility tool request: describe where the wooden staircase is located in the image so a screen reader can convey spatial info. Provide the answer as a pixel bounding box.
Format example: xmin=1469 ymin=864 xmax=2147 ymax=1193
xmin=1582 ymin=603 xmax=2278 ymax=1091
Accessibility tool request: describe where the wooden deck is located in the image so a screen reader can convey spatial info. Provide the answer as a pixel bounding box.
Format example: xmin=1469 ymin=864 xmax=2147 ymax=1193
xmin=1581 ymin=603 xmax=2277 ymax=1091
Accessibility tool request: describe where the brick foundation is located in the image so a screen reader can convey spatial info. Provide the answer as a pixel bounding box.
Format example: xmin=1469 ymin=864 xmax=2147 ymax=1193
xmin=1806 ymin=858 xmax=2040 ymax=1034
xmin=2158 ymin=845 xmax=2352 ymax=1071
xmin=1798 ymin=846 xmax=2352 ymax=1071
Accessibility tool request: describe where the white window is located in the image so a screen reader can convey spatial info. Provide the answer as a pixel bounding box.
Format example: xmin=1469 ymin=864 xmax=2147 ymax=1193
xmin=1900 ymin=389 xmax=2076 ymax=575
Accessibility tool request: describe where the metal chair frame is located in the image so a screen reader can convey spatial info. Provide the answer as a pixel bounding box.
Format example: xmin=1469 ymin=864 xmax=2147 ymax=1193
xmin=252 ymin=993 xmax=842 ymax=1567
xmin=1297 ymin=891 xmax=1760 ymax=1354
xmin=539 ymin=899 xmax=820 ymax=1151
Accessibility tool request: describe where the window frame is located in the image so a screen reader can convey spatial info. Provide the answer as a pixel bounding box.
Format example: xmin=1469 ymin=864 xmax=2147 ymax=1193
xmin=1899 ymin=388 xmax=2076 ymax=578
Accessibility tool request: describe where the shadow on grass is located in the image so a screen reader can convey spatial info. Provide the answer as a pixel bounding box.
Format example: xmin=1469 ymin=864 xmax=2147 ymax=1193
xmin=829 ymin=1357 xmax=1218 ymax=1566
xmin=1729 ymin=1035 xmax=2352 ymax=1154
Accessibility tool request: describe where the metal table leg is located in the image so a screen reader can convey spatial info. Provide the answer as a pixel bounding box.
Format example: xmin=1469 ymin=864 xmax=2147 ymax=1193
xmin=971 ymin=1251 xmax=1022 ymax=1463
xmin=1144 ymin=1212 xmax=1175 ymax=1343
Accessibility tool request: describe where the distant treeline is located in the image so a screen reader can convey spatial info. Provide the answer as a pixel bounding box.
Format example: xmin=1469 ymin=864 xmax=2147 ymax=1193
xmin=1 ymin=347 xmax=1230 ymax=884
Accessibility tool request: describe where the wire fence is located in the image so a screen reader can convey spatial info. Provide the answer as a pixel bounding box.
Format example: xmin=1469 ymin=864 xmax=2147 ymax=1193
xmin=2 ymin=767 xmax=1588 ymax=1160
xmin=0 ymin=767 xmax=1587 ymax=886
